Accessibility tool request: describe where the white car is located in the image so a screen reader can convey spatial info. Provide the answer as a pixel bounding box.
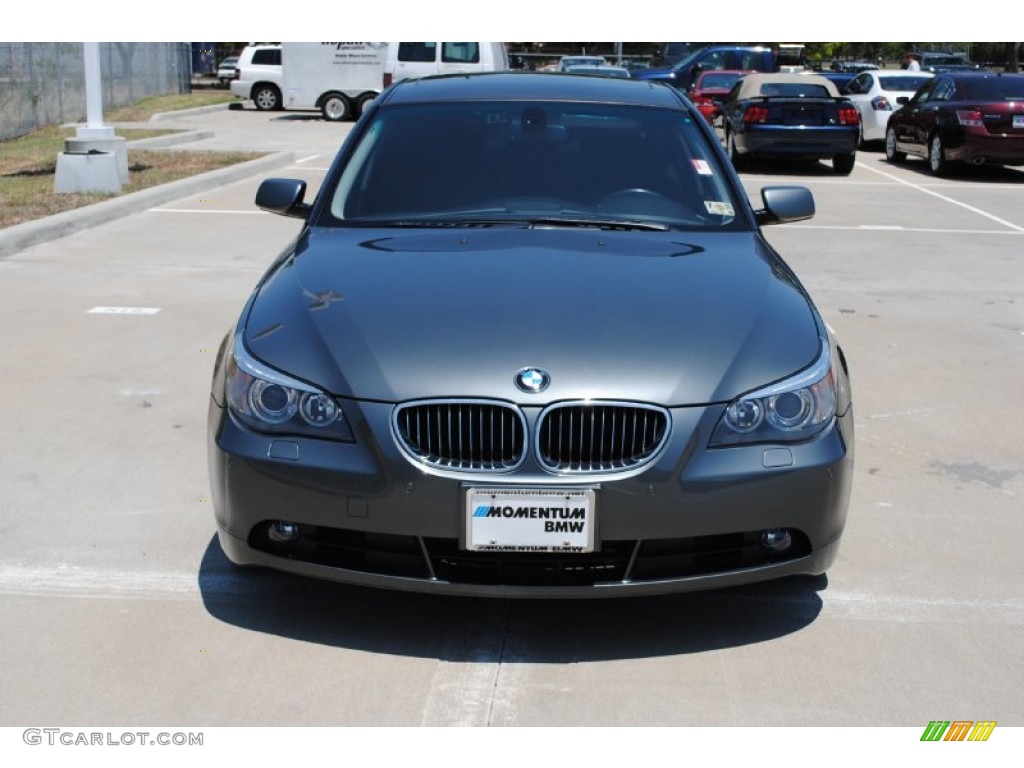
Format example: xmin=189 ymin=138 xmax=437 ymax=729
xmin=843 ymin=69 xmax=934 ymax=144
xmin=229 ymin=44 xmax=284 ymax=111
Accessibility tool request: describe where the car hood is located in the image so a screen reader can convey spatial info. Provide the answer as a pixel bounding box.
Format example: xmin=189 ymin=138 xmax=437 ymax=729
xmin=243 ymin=227 xmax=821 ymax=405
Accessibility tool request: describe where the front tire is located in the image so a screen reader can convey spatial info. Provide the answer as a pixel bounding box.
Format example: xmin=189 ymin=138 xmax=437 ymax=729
xmin=833 ymin=153 xmax=856 ymax=175
xmin=929 ymin=134 xmax=950 ymax=176
xmin=320 ymin=93 xmax=351 ymax=122
xmin=252 ymin=84 xmax=281 ymax=111
xmin=885 ymin=126 xmax=906 ymax=163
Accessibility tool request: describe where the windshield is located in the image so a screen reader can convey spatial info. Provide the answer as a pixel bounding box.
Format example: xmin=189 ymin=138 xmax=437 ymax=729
xmin=326 ymin=101 xmax=743 ymax=231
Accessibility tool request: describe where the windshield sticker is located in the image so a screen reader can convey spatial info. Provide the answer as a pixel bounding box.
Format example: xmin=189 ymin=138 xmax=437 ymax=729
xmin=704 ymin=201 xmax=735 ymax=216
xmin=691 ymin=159 xmax=714 ymax=176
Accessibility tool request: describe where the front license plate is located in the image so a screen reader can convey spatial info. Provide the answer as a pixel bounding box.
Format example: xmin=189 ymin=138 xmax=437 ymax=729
xmin=465 ymin=488 xmax=596 ymax=553
xmin=1014 ymin=115 xmax=1024 ymax=129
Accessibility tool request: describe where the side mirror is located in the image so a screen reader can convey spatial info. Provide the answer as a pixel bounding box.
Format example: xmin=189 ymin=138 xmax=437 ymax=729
xmin=755 ymin=186 xmax=815 ymax=226
xmin=255 ymin=178 xmax=312 ymax=219
xmin=896 ymin=96 xmax=909 ymax=106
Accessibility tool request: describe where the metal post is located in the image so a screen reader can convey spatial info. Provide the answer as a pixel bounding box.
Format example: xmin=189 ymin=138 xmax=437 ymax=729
xmin=83 ymin=42 xmax=107 ymax=132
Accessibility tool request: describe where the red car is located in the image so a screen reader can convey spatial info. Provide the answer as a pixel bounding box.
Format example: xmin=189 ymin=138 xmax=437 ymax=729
xmin=689 ymin=69 xmax=754 ymax=124
xmin=885 ymin=72 xmax=1024 ymax=175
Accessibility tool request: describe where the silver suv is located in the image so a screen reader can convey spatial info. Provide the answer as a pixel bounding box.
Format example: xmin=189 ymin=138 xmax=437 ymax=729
xmin=229 ymin=45 xmax=284 ymax=110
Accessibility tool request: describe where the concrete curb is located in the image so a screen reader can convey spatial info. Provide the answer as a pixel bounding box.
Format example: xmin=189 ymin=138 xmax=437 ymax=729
xmin=149 ymin=102 xmax=237 ymax=122
xmin=126 ymin=130 xmax=217 ymax=149
xmin=0 ymin=150 xmax=294 ymax=260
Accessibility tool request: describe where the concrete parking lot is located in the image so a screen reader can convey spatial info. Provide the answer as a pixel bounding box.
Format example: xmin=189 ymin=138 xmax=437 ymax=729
xmin=0 ymin=106 xmax=1021 ymax=731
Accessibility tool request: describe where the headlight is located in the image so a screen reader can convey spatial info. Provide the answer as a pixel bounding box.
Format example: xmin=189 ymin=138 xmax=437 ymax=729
xmin=225 ymin=332 xmax=353 ymax=442
xmin=710 ymin=341 xmax=836 ymax=446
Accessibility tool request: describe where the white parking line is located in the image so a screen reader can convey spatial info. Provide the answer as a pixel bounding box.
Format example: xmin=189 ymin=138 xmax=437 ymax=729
xmin=295 ymin=155 xmax=320 ymax=164
xmin=87 ymin=307 xmax=162 ymax=315
xmin=858 ymin=162 xmax=1024 ymax=232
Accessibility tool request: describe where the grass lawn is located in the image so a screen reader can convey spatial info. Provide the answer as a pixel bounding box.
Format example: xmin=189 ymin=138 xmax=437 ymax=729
xmin=0 ymin=91 xmax=257 ymax=229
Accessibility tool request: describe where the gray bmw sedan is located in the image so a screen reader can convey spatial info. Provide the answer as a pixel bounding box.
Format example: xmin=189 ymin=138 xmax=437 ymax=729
xmin=208 ymin=72 xmax=853 ymax=597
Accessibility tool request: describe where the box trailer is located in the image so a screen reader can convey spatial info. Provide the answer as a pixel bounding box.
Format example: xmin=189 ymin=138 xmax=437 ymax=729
xmin=282 ymin=42 xmax=387 ymax=121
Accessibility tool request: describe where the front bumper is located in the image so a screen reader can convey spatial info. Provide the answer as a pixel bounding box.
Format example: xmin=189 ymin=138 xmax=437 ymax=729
xmin=208 ymin=397 xmax=853 ymax=598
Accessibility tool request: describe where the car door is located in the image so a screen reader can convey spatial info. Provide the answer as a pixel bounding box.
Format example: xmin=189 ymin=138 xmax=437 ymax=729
xmin=892 ymin=77 xmax=940 ymax=156
xmin=911 ymin=77 xmax=956 ymax=151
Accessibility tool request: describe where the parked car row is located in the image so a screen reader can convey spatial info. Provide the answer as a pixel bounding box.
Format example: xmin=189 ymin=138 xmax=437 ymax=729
xmin=667 ymin=60 xmax=1023 ymax=178
xmin=224 ymin=44 xmax=1024 ymax=179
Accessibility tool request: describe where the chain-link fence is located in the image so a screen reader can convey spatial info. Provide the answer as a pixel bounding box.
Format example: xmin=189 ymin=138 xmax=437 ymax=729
xmin=0 ymin=42 xmax=192 ymax=140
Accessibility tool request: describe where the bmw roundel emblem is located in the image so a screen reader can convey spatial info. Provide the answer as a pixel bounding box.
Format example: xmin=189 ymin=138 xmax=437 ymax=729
xmin=515 ymin=367 xmax=551 ymax=393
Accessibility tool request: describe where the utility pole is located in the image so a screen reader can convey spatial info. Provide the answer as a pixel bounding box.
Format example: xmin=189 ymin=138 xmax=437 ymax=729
xmin=54 ymin=42 xmax=128 ymax=194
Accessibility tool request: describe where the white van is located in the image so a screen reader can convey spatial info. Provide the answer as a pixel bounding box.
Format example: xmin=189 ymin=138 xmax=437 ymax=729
xmin=281 ymin=42 xmax=387 ymax=121
xmin=382 ymin=42 xmax=508 ymax=88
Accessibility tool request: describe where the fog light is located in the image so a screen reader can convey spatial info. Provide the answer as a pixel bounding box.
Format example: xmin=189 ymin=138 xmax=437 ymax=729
xmin=760 ymin=528 xmax=792 ymax=553
xmin=268 ymin=521 xmax=300 ymax=544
